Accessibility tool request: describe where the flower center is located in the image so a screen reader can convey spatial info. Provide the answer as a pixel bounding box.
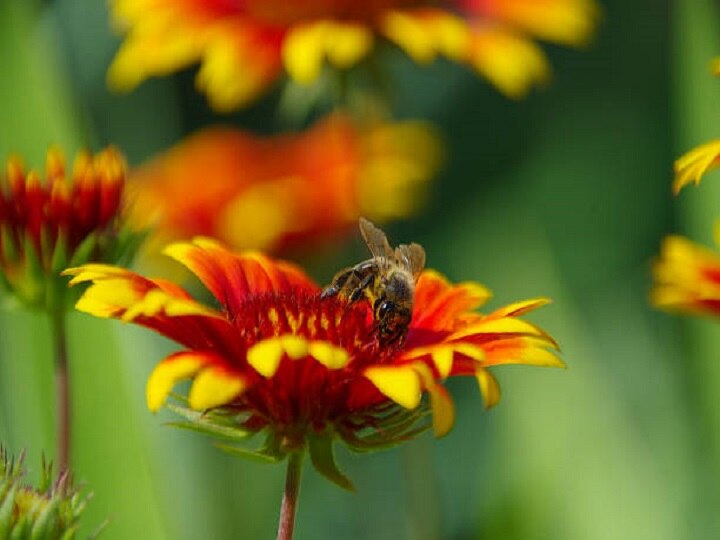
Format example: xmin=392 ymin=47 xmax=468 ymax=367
xmin=231 ymin=292 xmax=405 ymax=432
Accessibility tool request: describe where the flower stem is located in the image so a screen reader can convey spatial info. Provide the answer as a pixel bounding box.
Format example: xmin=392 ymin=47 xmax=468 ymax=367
xmin=51 ymin=309 xmax=70 ymax=471
xmin=276 ymin=451 xmax=304 ymax=540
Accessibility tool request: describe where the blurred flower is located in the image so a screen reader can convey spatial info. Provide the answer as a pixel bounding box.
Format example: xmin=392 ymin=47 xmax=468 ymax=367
xmin=652 ymin=233 xmax=720 ymax=318
xmin=673 ymin=140 xmax=720 ymax=194
xmin=127 ymin=114 xmax=441 ymax=260
xmin=65 ymin=238 xmax=562 ymax=488
xmin=108 ymin=0 xmax=598 ymax=110
xmin=0 ymin=448 xmax=100 ymax=539
xmin=0 ymin=147 xmax=140 ymax=311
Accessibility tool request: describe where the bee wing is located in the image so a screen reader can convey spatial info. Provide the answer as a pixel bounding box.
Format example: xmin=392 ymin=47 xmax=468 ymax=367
xmin=359 ymin=217 xmax=394 ymax=267
xmin=395 ymin=243 xmax=426 ymax=281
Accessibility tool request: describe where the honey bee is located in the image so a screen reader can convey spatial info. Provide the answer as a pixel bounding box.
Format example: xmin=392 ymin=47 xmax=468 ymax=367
xmin=321 ymin=217 xmax=426 ymax=345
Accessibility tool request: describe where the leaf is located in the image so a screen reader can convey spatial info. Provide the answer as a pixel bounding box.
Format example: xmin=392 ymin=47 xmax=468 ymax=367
xmin=214 ymin=443 xmax=280 ymax=464
xmin=165 ymin=403 xmax=252 ymax=441
xmin=308 ymin=434 xmax=354 ymax=491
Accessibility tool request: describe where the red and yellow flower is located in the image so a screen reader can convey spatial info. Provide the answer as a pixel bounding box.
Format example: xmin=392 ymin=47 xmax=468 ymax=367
xmin=652 ymin=233 xmax=720 ymax=318
xmin=108 ymin=0 xmax=598 ymax=110
xmin=0 ymin=147 xmax=138 ymax=311
xmin=127 ymin=114 xmax=441 ymax=260
xmin=65 ymin=237 xmax=562 ymax=486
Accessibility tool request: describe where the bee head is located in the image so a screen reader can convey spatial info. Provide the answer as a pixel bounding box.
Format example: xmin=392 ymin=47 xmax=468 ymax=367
xmin=374 ymin=299 xmax=412 ymax=345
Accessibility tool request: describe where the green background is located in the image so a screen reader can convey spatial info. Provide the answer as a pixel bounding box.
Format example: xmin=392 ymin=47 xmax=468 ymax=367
xmin=0 ymin=0 xmax=716 ymax=538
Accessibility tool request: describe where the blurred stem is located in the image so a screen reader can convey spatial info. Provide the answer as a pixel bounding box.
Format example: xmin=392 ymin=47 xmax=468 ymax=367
xmin=276 ymin=450 xmax=304 ymax=540
xmin=50 ymin=308 xmax=70 ymax=470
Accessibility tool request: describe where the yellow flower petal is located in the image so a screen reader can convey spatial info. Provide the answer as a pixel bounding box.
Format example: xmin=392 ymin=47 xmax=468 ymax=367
xmin=325 ymin=23 xmax=373 ymax=68
xmin=146 ymin=353 xmax=204 ymax=412
xmin=188 ymin=367 xmax=247 ymax=410
xmin=428 ymin=384 xmax=455 ymax=437
xmin=74 ymin=279 xmax=143 ymax=318
xmin=431 ymin=347 xmax=454 ymax=378
xmin=307 ymin=341 xmax=350 ymax=370
xmin=451 ymin=317 xmax=544 ymax=340
xmin=673 ymin=140 xmax=720 ymax=194
xmin=475 ymin=368 xmax=501 ymax=409
xmin=412 ymin=362 xmax=455 ymax=437
xmin=364 ymin=365 xmax=422 ymax=409
xmin=468 ymin=26 xmax=549 ymax=99
xmin=247 ymin=338 xmax=290 ymax=377
xmin=282 ymin=22 xmax=328 ymax=83
xmin=382 ymin=10 xmax=439 ymax=64
xmin=485 ymin=346 xmax=566 ymax=368
xmin=121 ymin=289 xmax=222 ymax=321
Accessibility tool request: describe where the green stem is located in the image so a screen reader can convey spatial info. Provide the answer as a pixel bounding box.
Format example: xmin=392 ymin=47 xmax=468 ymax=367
xmin=50 ymin=309 xmax=70 ymax=471
xmin=276 ymin=451 xmax=304 ymax=540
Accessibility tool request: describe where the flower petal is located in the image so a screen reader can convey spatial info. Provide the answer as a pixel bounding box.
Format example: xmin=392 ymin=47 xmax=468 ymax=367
xmin=307 ymin=341 xmax=350 ymax=370
xmin=283 ymin=21 xmax=372 ymax=83
xmin=364 ymin=365 xmax=422 ymax=409
xmin=413 ymin=362 xmax=455 ymax=437
xmin=450 ymin=317 xmax=545 ymax=340
xmin=413 ymin=270 xmax=491 ymax=331
xmin=163 ymin=239 xmax=317 ymax=316
xmin=475 ymin=368 xmax=501 ymax=409
xmin=381 ymin=9 xmax=470 ymax=64
xmin=467 ymin=24 xmax=549 ymax=99
xmin=247 ymin=338 xmax=294 ymax=378
xmin=673 ymin=140 xmax=720 ymax=194
xmin=146 ymin=352 xmax=207 ymax=412
xmin=483 ymin=339 xmax=565 ymax=367
xmin=189 ymin=367 xmax=248 ymax=410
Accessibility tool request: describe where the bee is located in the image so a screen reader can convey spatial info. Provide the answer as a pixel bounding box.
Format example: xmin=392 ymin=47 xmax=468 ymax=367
xmin=321 ymin=217 xmax=426 ymax=345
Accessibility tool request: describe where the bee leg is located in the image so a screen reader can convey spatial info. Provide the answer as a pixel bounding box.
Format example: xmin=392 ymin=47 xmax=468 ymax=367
xmin=321 ymin=269 xmax=353 ymax=299
xmin=320 ymin=286 xmax=337 ymax=299
xmin=349 ymin=272 xmax=375 ymax=303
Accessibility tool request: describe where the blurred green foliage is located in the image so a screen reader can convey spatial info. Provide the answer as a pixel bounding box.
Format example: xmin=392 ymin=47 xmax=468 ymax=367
xmin=1 ymin=0 xmax=718 ymax=538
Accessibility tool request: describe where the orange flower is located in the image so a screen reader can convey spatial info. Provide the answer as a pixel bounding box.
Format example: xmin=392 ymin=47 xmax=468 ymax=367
xmin=652 ymin=234 xmax=720 ymax=318
xmin=127 ymin=114 xmax=441 ymax=259
xmin=65 ymin=237 xmax=562 ymax=487
xmin=0 ymin=147 xmax=138 ymax=310
xmin=108 ymin=0 xmax=598 ymax=110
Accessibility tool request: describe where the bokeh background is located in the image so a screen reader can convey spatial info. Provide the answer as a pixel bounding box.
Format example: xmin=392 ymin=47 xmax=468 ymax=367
xmin=2 ymin=0 xmax=719 ymax=538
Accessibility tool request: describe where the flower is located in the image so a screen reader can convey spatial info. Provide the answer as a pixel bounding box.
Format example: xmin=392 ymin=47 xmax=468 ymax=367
xmin=127 ymin=114 xmax=441 ymax=259
xmin=108 ymin=0 xmax=598 ymax=110
xmin=0 ymin=147 xmax=140 ymax=311
xmin=652 ymin=233 xmax=720 ymax=317
xmin=65 ymin=237 xmax=562 ymax=488
xmin=673 ymin=140 xmax=720 ymax=194
xmin=0 ymin=447 xmax=99 ymax=538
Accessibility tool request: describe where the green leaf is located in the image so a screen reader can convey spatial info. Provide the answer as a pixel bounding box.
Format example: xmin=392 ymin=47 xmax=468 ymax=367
xmin=308 ymin=434 xmax=354 ymax=491
xmin=165 ymin=403 xmax=252 ymax=441
xmin=214 ymin=443 xmax=281 ymax=464
xmin=164 ymin=421 xmax=252 ymax=442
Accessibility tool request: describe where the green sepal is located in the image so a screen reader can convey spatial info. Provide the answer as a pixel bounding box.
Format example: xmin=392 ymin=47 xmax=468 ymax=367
xmin=30 ymin=496 xmax=59 ymax=540
xmin=112 ymin=228 xmax=147 ymax=267
xmin=165 ymin=403 xmax=253 ymax=442
xmin=308 ymin=433 xmax=354 ymax=491
xmin=9 ymin=515 xmax=30 ymax=540
xmin=0 ymin=484 xmax=17 ymax=537
xmin=50 ymin=231 xmax=68 ymax=275
xmin=341 ymin=408 xmax=431 ymax=453
xmin=1 ymin=225 xmax=18 ymax=263
xmin=67 ymin=233 xmax=98 ymax=267
xmin=59 ymin=526 xmax=77 ymax=540
xmin=214 ymin=443 xmax=281 ymax=464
